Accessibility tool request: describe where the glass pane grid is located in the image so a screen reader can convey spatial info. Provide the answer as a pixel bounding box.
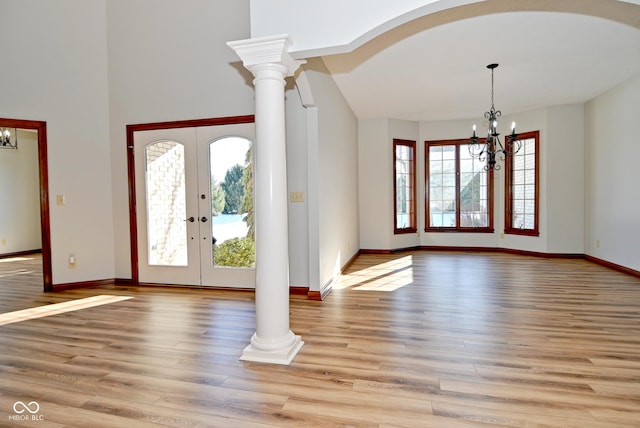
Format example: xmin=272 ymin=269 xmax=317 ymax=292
xmin=510 ymin=136 xmax=536 ymax=231
xmin=428 ymin=143 xmax=490 ymax=229
xmin=145 ymin=141 xmax=188 ymax=266
xmin=395 ymin=142 xmax=416 ymax=231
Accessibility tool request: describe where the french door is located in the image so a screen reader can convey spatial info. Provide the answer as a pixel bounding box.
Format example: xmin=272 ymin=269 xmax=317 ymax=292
xmin=134 ymin=123 xmax=255 ymax=287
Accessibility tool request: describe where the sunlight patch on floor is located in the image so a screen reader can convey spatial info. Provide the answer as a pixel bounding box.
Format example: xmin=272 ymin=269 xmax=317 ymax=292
xmin=0 ymin=295 xmax=133 ymax=326
xmin=335 ymin=255 xmax=415 ymax=291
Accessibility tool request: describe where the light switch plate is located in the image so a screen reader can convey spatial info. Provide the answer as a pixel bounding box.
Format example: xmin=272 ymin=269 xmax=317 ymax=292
xmin=290 ymin=191 xmax=304 ymax=203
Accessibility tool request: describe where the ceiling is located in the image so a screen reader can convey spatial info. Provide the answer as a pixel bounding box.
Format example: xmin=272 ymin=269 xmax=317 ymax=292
xmin=322 ymin=9 xmax=640 ymax=122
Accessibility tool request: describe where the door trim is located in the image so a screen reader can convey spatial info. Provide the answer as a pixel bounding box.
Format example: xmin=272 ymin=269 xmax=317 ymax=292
xmin=126 ymin=115 xmax=255 ymax=285
xmin=0 ymin=118 xmax=51 ymax=291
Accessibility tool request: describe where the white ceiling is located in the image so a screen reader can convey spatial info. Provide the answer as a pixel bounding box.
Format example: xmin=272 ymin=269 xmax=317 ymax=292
xmin=322 ymin=11 xmax=640 ymax=122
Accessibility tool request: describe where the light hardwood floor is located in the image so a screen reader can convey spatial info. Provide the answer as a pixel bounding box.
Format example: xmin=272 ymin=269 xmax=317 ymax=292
xmin=1 ymin=252 xmax=640 ymax=427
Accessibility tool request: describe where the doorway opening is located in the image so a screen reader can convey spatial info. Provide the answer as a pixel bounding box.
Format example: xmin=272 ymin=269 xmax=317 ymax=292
xmin=0 ymin=118 xmax=51 ymax=291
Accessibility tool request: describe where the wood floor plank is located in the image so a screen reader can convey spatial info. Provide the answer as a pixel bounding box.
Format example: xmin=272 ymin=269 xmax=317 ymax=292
xmin=1 ymin=252 xmax=640 ymax=426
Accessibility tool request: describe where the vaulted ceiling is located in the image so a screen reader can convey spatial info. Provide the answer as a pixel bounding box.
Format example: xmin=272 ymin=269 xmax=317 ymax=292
xmin=321 ymin=3 xmax=640 ymax=122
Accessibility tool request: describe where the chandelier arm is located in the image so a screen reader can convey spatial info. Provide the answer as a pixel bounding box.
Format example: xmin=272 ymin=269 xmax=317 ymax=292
xmin=469 ymin=63 xmax=522 ymax=171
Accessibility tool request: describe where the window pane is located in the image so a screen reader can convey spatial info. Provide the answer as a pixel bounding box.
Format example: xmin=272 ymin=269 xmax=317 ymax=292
xmin=524 ymin=139 xmax=535 ymax=153
xmin=443 ymin=160 xmax=455 ymax=173
xmin=443 ymin=186 xmax=456 ymax=201
xmin=145 ymin=141 xmax=187 ymax=266
xmin=514 ymin=199 xmax=525 ymax=215
xmin=514 ymin=184 xmax=525 ymax=199
xmin=514 ymin=170 xmax=525 ymax=185
xmin=525 ymin=184 xmax=535 ymax=199
xmin=394 ymin=140 xmax=416 ymax=232
xmin=430 ymin=173 xmax=442 ymax=187
xmin=459 ymin=147 xmax=488 ymax=228
xmin=524 ymin=214 xmax=535 ymax=229
xmin=514 ymin=155 xmax=525 ymax=170
xmin=525 ymin=169 xmax=535 ymax=184
xmin=442 ymin=146 xmax=456 ymax=159
xmin=443 ymin=173 xmax=456 ymax=187
xmin=506 ymin=132 xmax=538 ymax=234
xmin=427 ymin=141 xmax=491 ymax=230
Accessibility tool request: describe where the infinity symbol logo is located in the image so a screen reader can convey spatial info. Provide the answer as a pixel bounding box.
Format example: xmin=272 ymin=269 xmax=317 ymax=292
xmin=13 ymin=401 xmax=40 ymax=414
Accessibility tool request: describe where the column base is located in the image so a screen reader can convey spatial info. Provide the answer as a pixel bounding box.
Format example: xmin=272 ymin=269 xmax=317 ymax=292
xmin=240 ymin=335 xmax=304 ymax=365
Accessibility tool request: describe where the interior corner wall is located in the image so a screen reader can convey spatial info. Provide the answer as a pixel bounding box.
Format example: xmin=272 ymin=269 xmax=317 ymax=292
xmin=0 ymin=131 xmax=41 ymax=254
xmin=358 ymin=118 xmax=392 ymax=250
xmin=302 ymin=58 xmax=359 ymax=290
xmin=585 ymin=73 xmax=640 ymax=272
xmin=106 ymin=0 xmax=255 ymax=279
xmin=497 ymin=108 xmax=548 ymax=253
xmin=285 ymin=82 xmax=310 ymax=287
xmin=0 ymin=0 xmax=114 ymax=284
xmin=545 ymin=104 xmax=585 ymax=254
xmin=389 ymin=119 xmax=420 ymax=250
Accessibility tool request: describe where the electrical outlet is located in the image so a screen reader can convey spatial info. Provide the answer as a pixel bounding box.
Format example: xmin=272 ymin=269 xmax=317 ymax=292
xmin=1 ymin=239 xmax=6 ymax=246
xmin=68 ymin=255 xmax=77 ymax=268
xmin=56 ymin=195 xmax=66 ymax=206
xmin=596 ymin=239 xmax=600 ymax=248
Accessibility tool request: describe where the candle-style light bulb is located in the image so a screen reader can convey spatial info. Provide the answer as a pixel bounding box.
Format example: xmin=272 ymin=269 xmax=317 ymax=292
xmin=511 ymin=121 xmax=516 ymax=132
xmin=472 ymin=124 xmax=477 ymax=138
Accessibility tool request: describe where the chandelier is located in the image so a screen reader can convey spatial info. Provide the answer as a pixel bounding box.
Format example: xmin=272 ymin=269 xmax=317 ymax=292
xmin=0 ymin=127 xmax=17 ymax=150
xmin=469 ymin=63 xmax=521 ymax=170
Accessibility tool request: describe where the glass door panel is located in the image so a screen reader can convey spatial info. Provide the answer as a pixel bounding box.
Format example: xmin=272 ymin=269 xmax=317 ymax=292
xmin=197 ymin=124 xmax=255 ymax=288
xmin=145 ymin=141 xmax=188 ymax=266
xmin=209 ymin=137 xmax=254 ymax=268
xmin=135 ymin=128 xmax=200 ymax=285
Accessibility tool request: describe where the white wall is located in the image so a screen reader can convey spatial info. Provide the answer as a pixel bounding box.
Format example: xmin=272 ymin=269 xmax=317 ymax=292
xmin=545 ymin=104 xmax=585 ymax=254
xmin=0 ymin=130 xmax=41 ymax=254
xmin=106 ymin=0 xmax=255 ymax=278
xmin=358 ymin=118 xmax=391 ymax=250
xmin=303 ymin=58 xmax=359 ymax=290
xmin=0 ymin=0 xmax=114 ymax=284
xmin=357 ymin=118 xmax=421 ymax=251
xmin=285 ymin=82 xmax=310 ymax=287
xmin=585 ymin=73 xmax=640 ymax=271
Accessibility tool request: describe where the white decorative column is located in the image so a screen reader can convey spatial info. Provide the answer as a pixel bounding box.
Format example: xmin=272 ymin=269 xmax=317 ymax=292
xmin=227 ymin=35 xmax=304 ymax=364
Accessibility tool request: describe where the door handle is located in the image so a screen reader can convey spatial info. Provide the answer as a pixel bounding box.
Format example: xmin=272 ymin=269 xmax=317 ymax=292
xmin=200 ymin=216 xmax=208 ymax=223
xmin=185 ymin=216 xmax=195 ymax=223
